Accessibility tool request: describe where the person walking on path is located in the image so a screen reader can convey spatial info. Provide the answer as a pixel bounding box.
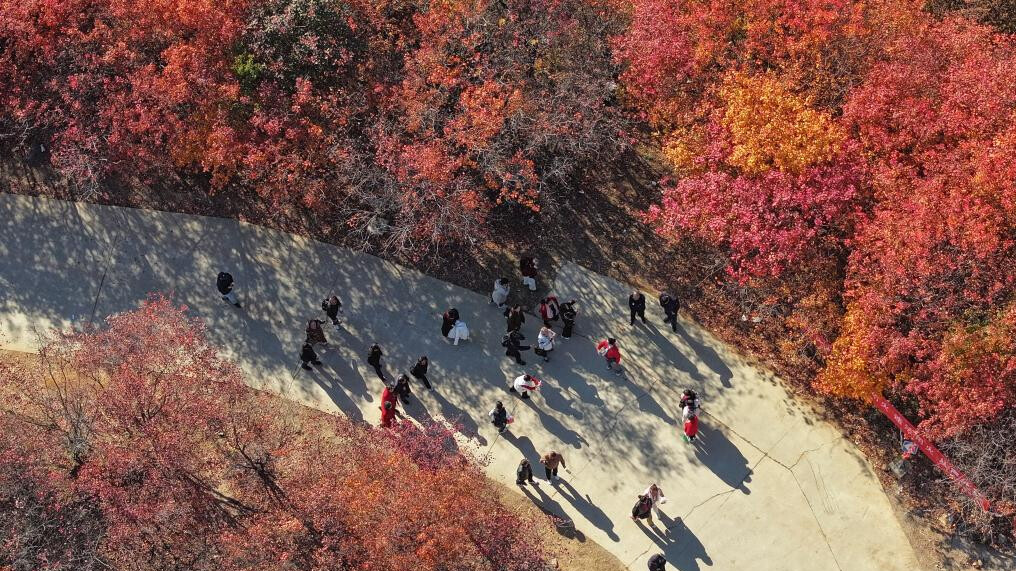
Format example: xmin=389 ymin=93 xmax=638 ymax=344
xmin=367 ymin=343 xmax=385 ymax=381
xmin=448 ymin=317 xmax=469 ymax=345
xmin=559 ymin=299 xmax=577 ymax=339
xmin=393 ymin=374 xmax=412 ymax=403
xmin=380 ymin=400 xmax=398 ymax=428
xmin=683 ymin=399 xmax=700 ymax=442
xmin=597 ymin=338 xmax=622 ymax=375
xmin=510 ymin=374 xmax=541 ymax=399
xmin=659 ymin=292 xmax=680 ymax=332
xmin=381 ymin=383 xmax=400 ymax=413
xmin=321 ymin=295 xmax=343 ymax=327
xmin=642 ymin=484 xmax=668 ymax=519
xmin=300 ymin=342 xmax=323 ymax=370
xmin=489 ymin=401 xmax=511 ymax=434
xmin=216 ymin=271 xmax=241 ymax=307
xmin=306 ymin=319 xmax=328 ymax=347
xmin=539 ymin=451 xmax=567 ymax=481
xmin=536 ymin=323 xmax=556 ymax=362
xmin=648 ymin=554 xmax=667 ymax=571
xmin=516 ymin=459 xmax=539 ymax=486
xmin=539 ymin=296 xmax=560 ymax=324
xmin=520 ymin=256 xmax=538 ymax=291
xmin=631 ymin=493 xmax=656 ymax=526
xmin=504 ymin=304 xmax=525 ymax=333
xmin=491 ymin=278 xmax=511 ymax=308
xmin=503 ymin=330 xmax=530 ymax=365
xmin=410 ymin=356 xmax=432 ymax=390
xmin=680 ymin=389 xmax=700 ymax=412
xmin=628 ymin=291 xmax=647 ymax=325
xmin=441 ymin=308 xmax=460 ymax=337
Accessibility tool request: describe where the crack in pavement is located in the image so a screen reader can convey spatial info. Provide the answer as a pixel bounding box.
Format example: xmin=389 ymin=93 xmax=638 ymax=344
xmin=793 ymin=460 xmax=844 ymax=571
xmin=702 ymin=411 xmax=844 ymax=571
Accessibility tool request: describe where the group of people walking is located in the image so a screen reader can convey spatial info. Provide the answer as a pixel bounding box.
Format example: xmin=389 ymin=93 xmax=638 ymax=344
xmin=630 ymin=290 xmax=681 ymax=332
xmin=216 ymin=261 xmax=687 ymax=570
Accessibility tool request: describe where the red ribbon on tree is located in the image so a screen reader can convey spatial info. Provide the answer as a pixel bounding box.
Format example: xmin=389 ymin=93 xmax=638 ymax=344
xmin=872 ymin=394 xmax=990 ymax=512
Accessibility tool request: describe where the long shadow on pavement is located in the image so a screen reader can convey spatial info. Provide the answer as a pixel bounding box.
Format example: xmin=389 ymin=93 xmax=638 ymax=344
xmin=519 ymin=483 xmax=587 ymax=541
xmin=301 ymin=367 xmax=366 ymax=424
xmin=674 ymin=322 xmax=733 ymax=388
xmin=638 ymin=512 xmax=713 ymax=571
xmin=555 ymin=477 xmax=620 ymax=542
xmin=693 ymin=424 xmax=752 ymax=493
xmin=521 ymin=396 xmax=589 ymax=449
xmin=431 ymin=390 xmax=487 ymax=445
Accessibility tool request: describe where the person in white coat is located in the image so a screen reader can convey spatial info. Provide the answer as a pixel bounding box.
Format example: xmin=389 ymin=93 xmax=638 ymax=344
xmin=642 ymin=483 xmax=667 ymax=518
xmin=448 ymin=319 xmax=469 ymax=345
xmin=509 ymin=374 xmax=541 ymax=399
xmin=536 ymin=324 xmax=556 ymax=362
xmin=491 ymin=278 xmax=510 ymax=308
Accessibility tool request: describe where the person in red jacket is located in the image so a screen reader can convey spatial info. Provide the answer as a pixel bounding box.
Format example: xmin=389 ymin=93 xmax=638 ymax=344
xmin=539 ymin=296 xmax=560 ymax=324
xmin=380 ymin=401 xmax=397 ymax=428
xmin=381 ymin=384 xmax=399 ymax=413
xmin=597 ymin=338 xmax=622 ymax=375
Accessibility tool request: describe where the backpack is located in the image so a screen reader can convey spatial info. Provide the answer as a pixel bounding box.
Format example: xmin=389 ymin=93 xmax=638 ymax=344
xmin=501 ymin=333 xmax=511 ymax=347
xmin=631 ymin=496 xmax=652 ymax=518
xmin=321 ymin=299 xmax=329 ymax=312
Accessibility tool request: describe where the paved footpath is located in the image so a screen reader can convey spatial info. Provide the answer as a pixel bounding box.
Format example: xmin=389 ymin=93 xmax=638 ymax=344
xmin=0 ymin=194 xmax=922 ymax=571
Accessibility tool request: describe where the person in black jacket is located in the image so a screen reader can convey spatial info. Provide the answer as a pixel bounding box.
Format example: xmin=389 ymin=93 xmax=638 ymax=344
xmin=393 ymin=374 xmax=412 ymax=403
xmin=504 ymin=304 xmax=525 ymax=333
xmin=503 ymin=330 xmax=529 ymax=365
xmin=490 ymin=401 xmax=509 ymax=434
xmin=217 ymin=271 xmax=241 ymax=307
xmin=559 ymin=299 xmax=577 ymax=339
xmin=648 ymin=554 xmax=667 ymax=571
xmin=629 ymin=291 xmax=647 ymax=325
xmin=300 ymin=342 xmax=322 ymax=370
xmin=659 ymin=292 xmax=680 ymax=332
xmin=441 ymin=308 xmax=460 ymax=337
xmin=410 ymin=356 xmax=432 ymax=390
xmin=322 ymin=295 xmax=342 ymax=326
xmin=367 ymin=343 xmax=385 ymax=381
xmin=516 ymin=458 xmax=538 ymax=486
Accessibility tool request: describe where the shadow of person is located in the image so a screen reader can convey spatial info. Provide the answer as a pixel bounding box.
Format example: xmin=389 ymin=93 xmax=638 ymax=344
xmin=519 ymin=482 xmax=582 ymax=539
xmin=430 ymin=390 xmax=488 ymax=445
xmin=554 ymin=477 xmax=620 ymax=542
xmin=522 ymin=397 xmax=588 ymax=449
xmin=401 ymin=392 xmax=435 ymax=424
xmin=642 ymin=321 xmax=706 ymax=383
xmin=675 ymin=322 xmax=733 ymax=388
xmin=693 ymin=422 xmax=752 ymax=494
xmin=602 ymin=364 xmax=674 ymax=425
xmin=537 ymin=380 xmax=584 ymax=419
xmin=317 ymin=345 xmax=371 ymax=400
xmin=552 ymin=361 xmax=606 ymax=409
xmin=655 ymin=514 xmax=714 ymax=571
xmin=300 ymin=368 xmax=365 ymax=424
xmin=503 ymin=433 xmax=541 ymax=464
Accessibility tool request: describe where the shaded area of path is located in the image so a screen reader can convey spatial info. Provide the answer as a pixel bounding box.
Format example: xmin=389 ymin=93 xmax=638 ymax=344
xmin=0 ymin=194 xmax=921 ymax=571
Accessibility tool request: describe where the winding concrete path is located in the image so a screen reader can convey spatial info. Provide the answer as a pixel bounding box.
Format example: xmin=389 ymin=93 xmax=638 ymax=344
xmin=0 ymin=193 xmax=921 ymax=571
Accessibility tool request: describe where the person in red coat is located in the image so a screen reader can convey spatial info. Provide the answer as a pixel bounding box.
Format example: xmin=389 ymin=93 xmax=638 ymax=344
xmin=380 ymin=401 xmax=397 ymax=428
xmin=597 ymin=338 xmax=622 ymax=375
xmin=381 ymin=384 xmax=399 ymax=412
xmin=682 ymin=404 xmax=699 ymax=442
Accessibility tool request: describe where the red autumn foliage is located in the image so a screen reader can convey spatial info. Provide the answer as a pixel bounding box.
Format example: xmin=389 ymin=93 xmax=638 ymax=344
xmin=0 ymin=0 xmax=629 ymax=251
xmin=0 ymin=296 xmax=548 ymax=570
xmin=620 ymin=1 xmax=1016 ymax=534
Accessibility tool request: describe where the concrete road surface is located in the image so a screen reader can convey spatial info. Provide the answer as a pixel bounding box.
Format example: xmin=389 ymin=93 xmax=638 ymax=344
xmin=0 ymin=193 xmax=921 ymax=570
